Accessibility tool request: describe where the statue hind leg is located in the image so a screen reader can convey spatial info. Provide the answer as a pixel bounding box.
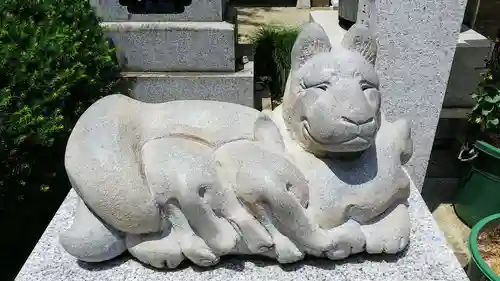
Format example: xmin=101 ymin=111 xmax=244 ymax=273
xmin=59 ymin=196 xmax=127 ymax=262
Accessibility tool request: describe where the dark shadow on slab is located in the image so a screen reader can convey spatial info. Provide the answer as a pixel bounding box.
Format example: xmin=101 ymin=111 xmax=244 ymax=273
xmin=76 ymin=246 xmax=409 ymax=273
xmin=119 ymin=0 xmax=193 ymax=14
xmin=230 ymin=0 xmax=296 ymax=7
xmin=421 ymin=118 xmax=471 ymax=212
xmin=77 ymin=253 xmax=131 ymax=271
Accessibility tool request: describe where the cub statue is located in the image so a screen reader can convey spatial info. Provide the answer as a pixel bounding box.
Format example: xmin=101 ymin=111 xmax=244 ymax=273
xmin=60 ymin=21 xmax=413 ymax=269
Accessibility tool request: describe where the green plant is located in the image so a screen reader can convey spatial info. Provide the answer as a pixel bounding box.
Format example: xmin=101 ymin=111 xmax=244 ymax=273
xmin=251 ymin=24 xmax=300 ymax=102
xmin=469 ymin=35 xmax=500 ymax=136
xmin=0 ymin=0 xmax=120 ymax=203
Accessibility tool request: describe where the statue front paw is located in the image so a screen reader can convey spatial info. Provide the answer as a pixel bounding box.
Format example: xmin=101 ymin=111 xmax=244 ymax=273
xmin=360 ymin=203 xmax=410 ymax=254
xmin=326 ymin=220 xmax=365 ymax=260
xmin=126 ymin=230 xmax=184 ymax=269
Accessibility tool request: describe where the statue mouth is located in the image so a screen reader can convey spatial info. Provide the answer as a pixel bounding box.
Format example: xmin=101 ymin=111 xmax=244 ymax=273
xmin=301 ymin=122 xmax=371 ymax=150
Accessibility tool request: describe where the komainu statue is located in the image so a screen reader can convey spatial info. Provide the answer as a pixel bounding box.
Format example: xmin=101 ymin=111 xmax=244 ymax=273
xmin=60 ymin=6 xmax=413 ymax=268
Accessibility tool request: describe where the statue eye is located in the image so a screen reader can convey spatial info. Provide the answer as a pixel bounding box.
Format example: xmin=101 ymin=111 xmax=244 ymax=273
xmin=360 ymin=80 xmax=375 ymax=91
xmin=315 ymin=84 xmax=328 ymax=91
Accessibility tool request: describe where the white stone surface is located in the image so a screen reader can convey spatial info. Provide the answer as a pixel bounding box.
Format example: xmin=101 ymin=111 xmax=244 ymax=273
xmin=103 ymin=21 xmax=236 ymax=72
xmin=123 ymin=61 xmax=254 ymax=107
xmin=375 ymin=0 xmax=467 ymax=191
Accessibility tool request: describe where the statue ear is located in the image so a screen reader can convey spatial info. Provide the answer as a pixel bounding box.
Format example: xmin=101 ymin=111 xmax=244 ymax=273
xmin=341 ymin=24 xmax=378 ymax=65
xmin=253 ymin=112 xmax=285 ymax=153
xmin=291 ymin=22 xmax=332 ymax=71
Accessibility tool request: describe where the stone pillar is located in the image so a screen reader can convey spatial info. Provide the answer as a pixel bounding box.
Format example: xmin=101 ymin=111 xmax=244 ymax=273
xmin=375 ymin=0 xmax=468 ymax=190
xmin=88 ymin=0 xmax=254 ymax=107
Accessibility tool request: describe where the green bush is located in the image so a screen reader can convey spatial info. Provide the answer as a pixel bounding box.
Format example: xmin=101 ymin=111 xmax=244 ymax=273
xmin=470 ymin=37 xmax=500 ymax=133
xmin=0 ymin=0 xmax=120 ymax=204
xmin=251 ymin=24 xmax=300 ymax=102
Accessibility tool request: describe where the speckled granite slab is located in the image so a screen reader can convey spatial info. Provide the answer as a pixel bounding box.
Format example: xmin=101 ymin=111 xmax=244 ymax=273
xmin=15 ymin=181 xmax=469 ymax=281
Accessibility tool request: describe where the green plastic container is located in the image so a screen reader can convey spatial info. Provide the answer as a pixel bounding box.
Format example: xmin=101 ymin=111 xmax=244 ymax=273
xmin=468 ymin=213 xmax=500 ymax=281
xmin=455 ymin=141 xmax=500 ymax=227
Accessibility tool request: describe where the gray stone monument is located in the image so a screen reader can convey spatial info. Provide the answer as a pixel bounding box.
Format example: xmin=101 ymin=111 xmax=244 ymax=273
xmin=15 ymin=0 xmax=471 ymax=280
xmin=90 ymin=0 xmax=254 ymax=107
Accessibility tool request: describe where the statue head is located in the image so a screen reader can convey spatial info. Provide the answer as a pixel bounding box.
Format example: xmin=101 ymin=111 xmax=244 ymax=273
xmin=282 ymin=22 xmax=381 ymax=155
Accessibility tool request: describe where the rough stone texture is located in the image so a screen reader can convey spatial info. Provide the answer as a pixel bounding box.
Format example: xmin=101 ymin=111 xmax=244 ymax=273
xmin=375 ymin=0 xmax=468 ymax=191
xmin=104 ymin=22 xmax=235 ymax=72
xmin=123 ymin=62 xmax=253 ymax=107
xmin=89 ymin=0 xmax=225 ymax=22
xmin=15 ymin=186 xmax=469 ymax=281
xmin=444 ymin=26 xmax=491 ymax=108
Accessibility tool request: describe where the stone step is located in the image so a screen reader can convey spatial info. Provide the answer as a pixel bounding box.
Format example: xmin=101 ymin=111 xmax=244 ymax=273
xmin=121 ymin=61 xmax=254 ymax=107
xmin=103 ymin=21 xmax=236 ymax=72
xmin=90 ymin=0 xmax=227 ymax=22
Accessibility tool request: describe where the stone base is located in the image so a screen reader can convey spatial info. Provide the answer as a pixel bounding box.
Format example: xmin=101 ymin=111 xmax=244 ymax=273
xmin=122 ymin=62 xmax=254 ymax=107
xmin=90 ymin=0 xmax=226 ymax=22
xmin=15 ymin=177 xmax=468 ymax=281
xmin=104 ymin=21 xmax=236 ymax=72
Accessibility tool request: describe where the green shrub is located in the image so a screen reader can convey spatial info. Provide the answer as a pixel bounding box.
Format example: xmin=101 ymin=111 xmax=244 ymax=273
xmin=470 ymin=37 xmax=500 ymax=133
xmin=251 ymin=24 xmax=300 ymax=102
xmin=0 ymin=0 xmax=120 ymax=204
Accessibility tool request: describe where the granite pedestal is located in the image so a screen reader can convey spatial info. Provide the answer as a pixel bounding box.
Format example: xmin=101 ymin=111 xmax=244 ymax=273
xmin=125 ymin=62 xmax=254 ymax=107
xmin=106 ymin=21 xmax=236 ymax=72
xmin=15 ymin=179 xmax=469 ymax=281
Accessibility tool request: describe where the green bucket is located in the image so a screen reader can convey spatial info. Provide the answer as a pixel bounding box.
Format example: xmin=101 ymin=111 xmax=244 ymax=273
xmin=468 ymin=213 xmax=500 ymax=281
xmin=455 ymin=141 xmax=500 ymax=227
